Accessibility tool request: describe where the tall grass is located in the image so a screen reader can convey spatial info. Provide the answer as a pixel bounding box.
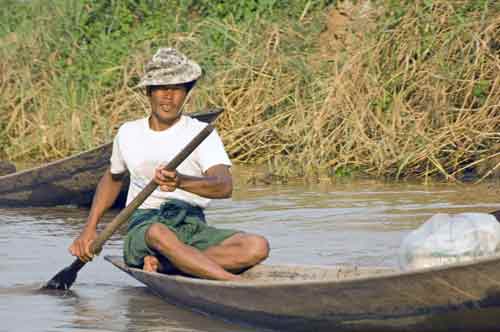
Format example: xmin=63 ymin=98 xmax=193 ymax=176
xmin=0 ymin=0 xmax=498 ymax=182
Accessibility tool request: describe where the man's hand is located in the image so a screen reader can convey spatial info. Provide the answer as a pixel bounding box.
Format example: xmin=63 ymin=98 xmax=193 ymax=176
xmin=154 ymin=167 xmax=179 ymax=192
xmin=69 ymin=227 xmax=97 ymax=262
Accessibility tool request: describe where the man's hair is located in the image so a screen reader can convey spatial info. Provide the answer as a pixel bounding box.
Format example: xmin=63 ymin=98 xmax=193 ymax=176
xmin=146 ymin=81 xmax=196 ymax=96
xmin=492 ymin=210 xmax=500 ymax=223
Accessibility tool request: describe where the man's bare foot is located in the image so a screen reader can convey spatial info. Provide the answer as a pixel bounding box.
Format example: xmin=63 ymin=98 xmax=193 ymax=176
xmin=144 ymin=255 xmax=243 ymax=280
xmin=143 ymin=255 xmax=160 ymax=273
xmin=228 ymin=274 xmax=244 ymax=282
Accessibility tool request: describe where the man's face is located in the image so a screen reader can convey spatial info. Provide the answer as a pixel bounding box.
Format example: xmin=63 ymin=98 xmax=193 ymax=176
xmin=149 ymin=84 xmax=188 ymax=123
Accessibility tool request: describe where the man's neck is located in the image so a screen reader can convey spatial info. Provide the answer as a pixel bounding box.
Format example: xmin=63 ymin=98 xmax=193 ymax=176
xmin=148 ymin=115 xmax=181 ymax=131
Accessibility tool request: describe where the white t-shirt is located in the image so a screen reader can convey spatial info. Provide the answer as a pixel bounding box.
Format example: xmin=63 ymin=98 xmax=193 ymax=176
xmin=110 ymin=115 xmax=232 ymax=209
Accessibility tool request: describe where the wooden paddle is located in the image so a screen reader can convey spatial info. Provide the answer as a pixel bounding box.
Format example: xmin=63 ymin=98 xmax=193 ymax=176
xmin=43 ymin=123 xmax=216 ymax=290
xmin=492 ymin=210 xmax=500 ymax=222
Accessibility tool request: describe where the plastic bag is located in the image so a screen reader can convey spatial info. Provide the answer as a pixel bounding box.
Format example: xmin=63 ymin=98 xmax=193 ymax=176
xmin=399 ymin=213 xmax=500 ymax=271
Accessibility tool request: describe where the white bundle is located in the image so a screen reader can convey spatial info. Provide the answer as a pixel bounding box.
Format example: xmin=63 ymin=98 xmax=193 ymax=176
xmin=399 ymin=213 xmax=500 ymax=271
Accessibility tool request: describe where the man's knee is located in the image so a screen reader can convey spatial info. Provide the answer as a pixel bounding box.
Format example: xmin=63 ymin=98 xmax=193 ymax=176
xmin=243 ymin=234 xmax=270 ymax=265
xmin=145 ymin=223 xmax=176 ymax=249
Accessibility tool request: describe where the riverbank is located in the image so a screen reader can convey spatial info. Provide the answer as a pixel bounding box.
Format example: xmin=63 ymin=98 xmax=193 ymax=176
xmin=1 ymin=0 xmax=498 ymax=181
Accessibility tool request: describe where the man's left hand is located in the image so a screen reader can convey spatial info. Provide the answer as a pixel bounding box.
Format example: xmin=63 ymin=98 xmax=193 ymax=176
xmin=154 ymin=167 xmax=180 ymax=192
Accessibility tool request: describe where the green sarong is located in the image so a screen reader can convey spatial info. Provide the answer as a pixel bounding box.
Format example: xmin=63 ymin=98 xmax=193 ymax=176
xmin=123 ymin=199 xmax=238 ymax=268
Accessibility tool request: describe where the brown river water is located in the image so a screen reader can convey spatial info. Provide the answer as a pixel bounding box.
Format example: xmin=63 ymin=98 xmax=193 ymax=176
xmin=1 ymin=171 xmax=499 ymax=332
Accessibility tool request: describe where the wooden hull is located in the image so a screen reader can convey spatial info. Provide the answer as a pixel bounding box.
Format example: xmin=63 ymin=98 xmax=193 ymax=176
xmin=0 ymin=109 xmax=222 ymax=207
xmin=105 ymin=255 xmax=500 ymax=332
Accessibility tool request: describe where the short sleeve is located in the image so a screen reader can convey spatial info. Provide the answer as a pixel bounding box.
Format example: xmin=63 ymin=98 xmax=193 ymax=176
xmin=196 ymin=129 xmax=232 ymax=173
xmin=110 ymin=130 xmax=127 ymax=174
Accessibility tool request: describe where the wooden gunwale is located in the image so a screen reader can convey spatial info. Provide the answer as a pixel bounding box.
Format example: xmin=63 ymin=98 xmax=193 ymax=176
xmin=106 ymin=254 xmax=500 ymax=288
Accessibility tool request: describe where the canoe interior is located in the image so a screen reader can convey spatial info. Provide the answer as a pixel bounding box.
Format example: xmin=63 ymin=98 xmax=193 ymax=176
xmin=0 ymin=109 xmax=223 ymax=207
xmin=240 ymin=263 xmax=395 ymax=282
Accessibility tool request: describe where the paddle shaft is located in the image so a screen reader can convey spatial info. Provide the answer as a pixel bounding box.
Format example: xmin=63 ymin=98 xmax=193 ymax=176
xmin=70 ymin=124 xmax=215 ymax=273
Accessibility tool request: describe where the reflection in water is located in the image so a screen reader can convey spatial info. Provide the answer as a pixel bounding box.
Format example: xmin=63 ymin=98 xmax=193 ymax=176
xmin=0 ymin=178 xmax=499 ymax=332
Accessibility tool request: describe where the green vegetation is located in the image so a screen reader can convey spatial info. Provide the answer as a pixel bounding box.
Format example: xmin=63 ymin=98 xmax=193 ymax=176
xmin=1 ymin=0 xmax=498 ymax=182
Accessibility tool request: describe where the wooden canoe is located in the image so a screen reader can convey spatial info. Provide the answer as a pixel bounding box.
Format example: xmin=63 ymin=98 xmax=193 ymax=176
xmin=105 ymin=254 xmax=500 ymax=332
xmin=0 ymin=161 xmax=16 ymax=176
xmin=0 ymin=109 xmax=223 ymax=207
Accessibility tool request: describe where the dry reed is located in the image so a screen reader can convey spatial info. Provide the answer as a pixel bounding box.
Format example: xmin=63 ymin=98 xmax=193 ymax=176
xmin=0 ymin=0 xmax=498 ymax=182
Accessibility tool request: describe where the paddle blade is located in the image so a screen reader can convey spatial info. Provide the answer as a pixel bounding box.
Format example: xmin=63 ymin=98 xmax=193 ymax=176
xmin=42 ymin=258 xmax=85 ymax=290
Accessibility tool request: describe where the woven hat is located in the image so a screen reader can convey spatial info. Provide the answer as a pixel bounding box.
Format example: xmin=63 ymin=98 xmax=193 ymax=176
xmin=137 ymin=48 xmax=202 ymax=88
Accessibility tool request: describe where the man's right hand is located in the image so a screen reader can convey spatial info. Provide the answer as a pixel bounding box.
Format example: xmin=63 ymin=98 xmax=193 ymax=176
xmin=69 ymin=228 xmax=97 ymax=262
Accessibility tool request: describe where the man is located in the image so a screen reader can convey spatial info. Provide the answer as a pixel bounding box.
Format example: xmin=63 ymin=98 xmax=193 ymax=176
xmin=69 ymin=48 xmax=269 ymax=281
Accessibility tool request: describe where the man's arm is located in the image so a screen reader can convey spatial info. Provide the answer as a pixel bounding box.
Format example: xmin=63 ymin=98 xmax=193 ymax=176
xmin=69 ymin=168 xmax=125 ymax=261
xmin=155 ymin=164 xmax=232 ymax=198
